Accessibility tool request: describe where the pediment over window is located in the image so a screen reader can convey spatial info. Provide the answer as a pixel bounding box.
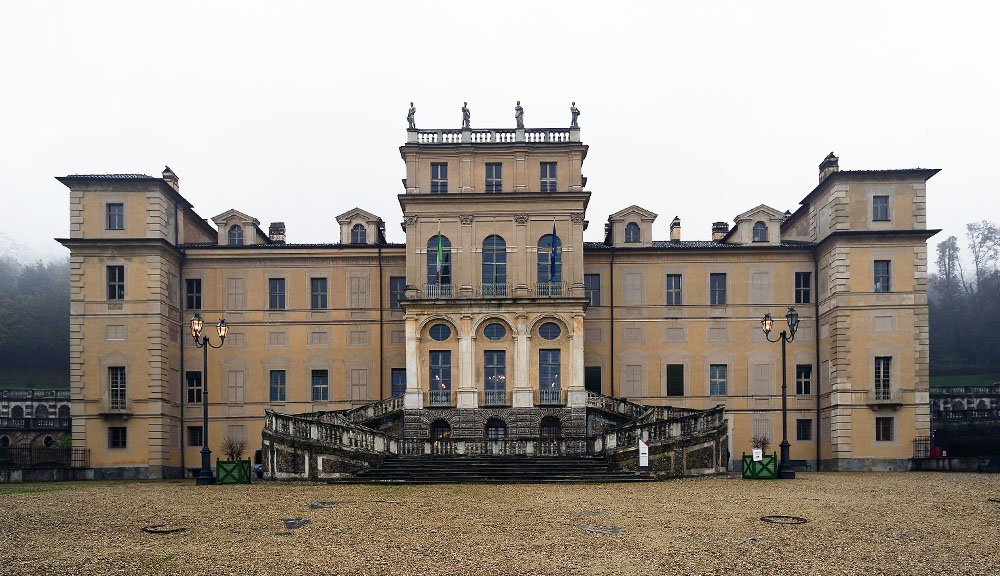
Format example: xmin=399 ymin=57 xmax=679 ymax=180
xmin=211 ymin=209 xmax=263 ymax=245
xmin=727 ymin=204 xmax=786 ymax=245
xmin=605 ymin=205 xmax=657 ymax=247
xmin=335 ymin=207 xmax=385 ymax=245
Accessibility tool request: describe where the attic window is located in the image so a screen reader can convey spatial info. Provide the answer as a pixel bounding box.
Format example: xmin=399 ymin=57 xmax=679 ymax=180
xmin=624 ymin=222 xmax=640 ymax=243
xmin=351 ymin=224 xmax=367 ymax=245
xmin=228 ymin=225 xmax=244 ymax=246
xmin=752 ymin=221 xmax=767 ymax=242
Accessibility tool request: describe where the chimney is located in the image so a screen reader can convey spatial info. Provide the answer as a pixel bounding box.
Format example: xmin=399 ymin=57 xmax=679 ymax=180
xmin=162 ymin=166 xmax=179 ymax=191
xmin=669 ymin=216 xmax=681 ymax=242
xmin=268 ymin=222 xmax=286 ymax=244
xmin=818 ymin=152 xmax=839 ymax=183
xmin=712 ymin=222 xmax=729 ymax=241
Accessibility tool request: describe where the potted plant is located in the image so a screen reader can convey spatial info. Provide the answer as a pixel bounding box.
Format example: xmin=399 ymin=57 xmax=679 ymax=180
xmin=216 ymin=435 xmax=252 ymax=484
xmin=742 ymin=434 xmax=777 ymax=479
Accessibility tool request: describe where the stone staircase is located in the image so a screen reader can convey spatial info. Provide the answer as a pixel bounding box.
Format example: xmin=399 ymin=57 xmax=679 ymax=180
xmin=335 ymin=454 xmax=652 ymax=484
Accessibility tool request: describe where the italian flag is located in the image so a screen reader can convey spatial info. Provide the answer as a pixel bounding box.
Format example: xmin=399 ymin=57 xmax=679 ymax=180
xmin=435 ymin=220 xmax=443 ymax=283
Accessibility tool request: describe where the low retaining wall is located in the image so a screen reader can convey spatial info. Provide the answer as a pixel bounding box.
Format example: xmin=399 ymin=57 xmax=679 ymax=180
xmin=911 ymin=457 xmax=995 ymax=472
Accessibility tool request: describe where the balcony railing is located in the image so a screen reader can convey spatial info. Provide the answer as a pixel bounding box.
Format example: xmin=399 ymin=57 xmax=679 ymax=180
xmin=867 ymin=387 xmax=903 ymax=406
xmin=0 ymin=417 xmax=71 ymax=430
xmin=533 ymin=281 xmax=566 ymax=297
xmin=422 ymin=283 xmax=453 ymax=299
xmin=482 ymin=389 xmax=508 ymax=407
xmin=537 ymin=387 xmax=564 ymax=406
xmin=98 ymin=397 xmax=131 ymax=415
xmin=0 ymin=390 xmax=70 ymax=401
xmin=427 ymin=389 xmax=454 ymax=407
xmin=478 ymin=282 xmax=510 ymax=298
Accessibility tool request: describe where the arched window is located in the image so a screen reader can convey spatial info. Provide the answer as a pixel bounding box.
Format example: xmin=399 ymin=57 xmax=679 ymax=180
xmin=228 ymin=225 xmax=244 ymax=246
xmin=351 ymin=224 xmax=367 ymax=245
xmin=536 ymin=234 xmax=562 ymax=294
xmin=10 ymin=406 xmax=22 ymax=419
xmin=431 ymin=419 xmax=451 ymax=440
xmin=625 ymin=222 xmax=640 ymax=243
xmin=485 ymin=418 xmax=507 ymax=440
xmin=34 ymin=405 xmax=49 ymax=419
xmin=0 ymin=436 xmax=9 ymax=448
xmin=58 ymin=405 xmax=70 ymax=419
xmin=540 ymin=416 xmax=561 ymax=438
xmin=753 ymin=221 xmax=768 ymax=242
xmin=481 ymin=235 xmax=507 ymax=296
xmin=426 ymin=235 xmax=452 ymax=296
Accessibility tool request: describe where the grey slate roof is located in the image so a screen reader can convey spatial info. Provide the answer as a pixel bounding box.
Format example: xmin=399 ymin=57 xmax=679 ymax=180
xmin=63 ymin=174 xmax=157 ymax=180
xmin=179 ymin=242 xmax=406 ymax=250
xmin=583 ymin=240 xmax=814 ymax=250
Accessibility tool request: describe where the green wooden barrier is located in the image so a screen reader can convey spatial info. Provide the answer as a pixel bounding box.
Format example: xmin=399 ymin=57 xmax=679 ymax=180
xmin=216 ymin=458 xmax=252 ymax=484
xmin=741 ymin=453 xmax=778 ymax=479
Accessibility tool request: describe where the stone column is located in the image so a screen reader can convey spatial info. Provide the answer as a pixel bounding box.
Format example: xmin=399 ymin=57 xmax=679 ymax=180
xmin=457 ymin=314 xmax=478 ymax=408
xmin=567 ymin=313 xmax=587 ymax=408
xmin=512 ymin=314 xmax=533 ymax=408
xmin=404 ymin=314 xmax=423 ymax=409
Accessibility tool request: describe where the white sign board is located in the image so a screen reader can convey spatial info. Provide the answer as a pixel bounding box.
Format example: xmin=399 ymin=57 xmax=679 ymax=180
xmin=639 ymin=439 xmax=650 ymax=467
xmin=752 ymin=449 xmax=763 ymax=462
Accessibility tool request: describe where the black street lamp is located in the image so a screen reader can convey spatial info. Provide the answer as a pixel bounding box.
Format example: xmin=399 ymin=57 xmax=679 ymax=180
xmin=761 ymin=307 xmax=799 ymax=480
xmin=190 ymin=313 xmax=228 ymax=485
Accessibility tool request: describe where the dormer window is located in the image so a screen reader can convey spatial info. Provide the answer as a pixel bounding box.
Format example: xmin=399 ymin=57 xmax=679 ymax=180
xmin=228 ymin=225 xmax=244 ymax=246
xmin=624 ymin=222 xmax=640 ymax=243
xmin=351 ymin=224 xmax=367 ymax=244
xmin=752 ymin=221 xmax=768 ymax=242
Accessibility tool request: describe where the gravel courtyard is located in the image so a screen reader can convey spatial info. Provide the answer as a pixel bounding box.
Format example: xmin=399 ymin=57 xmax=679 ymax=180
xmin=1 ymin=472 xmax=998 ymax=575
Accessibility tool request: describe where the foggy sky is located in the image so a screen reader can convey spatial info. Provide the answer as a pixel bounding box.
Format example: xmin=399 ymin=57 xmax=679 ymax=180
xmin=1 ymin=1 xmax=997 ymax=264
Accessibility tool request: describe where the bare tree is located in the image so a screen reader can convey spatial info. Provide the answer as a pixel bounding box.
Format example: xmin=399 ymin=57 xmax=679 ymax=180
xmin=221 ymin=435 xmax=247 ymax=461
xmin=966 ymin=221 xmax=999 ymax=295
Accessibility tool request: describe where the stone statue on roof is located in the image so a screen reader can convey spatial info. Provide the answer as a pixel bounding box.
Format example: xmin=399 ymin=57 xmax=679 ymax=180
xmin=462 ymin=102 xmax=471 ymax=129
xmin=407 ymin=102 xmax=416 ymax=130
xmin=515 ymin=101 xmax=524 ymax=129
xmin=570 ymin=102 xmax=580 ymax=128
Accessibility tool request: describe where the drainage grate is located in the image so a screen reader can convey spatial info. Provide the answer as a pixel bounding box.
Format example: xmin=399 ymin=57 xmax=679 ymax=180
xmin=760 ymin=515 xmax=808 ymax=525
xmin=141 ymin=524 xmax=187 ymax=534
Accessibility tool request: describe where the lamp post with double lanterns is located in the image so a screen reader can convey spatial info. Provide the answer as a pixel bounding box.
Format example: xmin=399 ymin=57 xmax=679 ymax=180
xmin=761 ymin=307 xmax=799 ymax=480
xmin=190 ymin=313 xmax=228 ymax=485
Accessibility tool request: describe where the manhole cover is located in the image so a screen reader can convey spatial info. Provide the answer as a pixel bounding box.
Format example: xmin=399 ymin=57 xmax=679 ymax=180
xmin=760 ymin=515 xmax=808 ymax=525
xmin=141 ymin=524 xmax=187 ymax=534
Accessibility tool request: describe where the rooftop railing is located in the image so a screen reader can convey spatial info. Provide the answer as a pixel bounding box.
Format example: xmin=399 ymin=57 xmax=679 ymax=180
xmin=410 ymin=127 xmax=578 ymax=145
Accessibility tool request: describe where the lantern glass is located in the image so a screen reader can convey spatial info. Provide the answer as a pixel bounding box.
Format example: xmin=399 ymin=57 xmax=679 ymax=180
xmin=786 ymin=307 xmax=799 ymax=335
xmin=217 ymin=318 xmax=228 ymax=341
xmin=190 ymin=313 xmax=204 ymax=339
xmin=761 ymin=313 xmax=773 ymax=335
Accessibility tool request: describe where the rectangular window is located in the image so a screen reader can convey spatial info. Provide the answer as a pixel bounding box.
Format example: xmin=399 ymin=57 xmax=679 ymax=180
xmin=109 ymin=366 xmax=127 ymax=409
xmin=874 ymin=356 xmax=891 ymax=399
xmin=484 ymin=350 xmax=506 ymax=406
xmin=270 ymin=370 xmax=286 ymax=402
xmin=540 ymin=162 xmax=557 ymax=192
xmin=794 ymin=272 xmax=811 ymax=304
xmin=624 ymin=364 xmax=642 ymax=397
xmin=226 ymin=278 xmax=246 ymax=310
xmin=751 ymin=272 xmax=770 ymax=304
xmin=269 ymin=278 xmax=286 ymax=310
xmin=390 ymin=277 xmax=406 ymax=308
xmin=351 ymin=369 xmax=369 ymax=402
xmin=709 ymin=364 xmax=727 ymax=396
xmin=584 ymin=274 xmax=601 ymax=306
xmin=185 ymin=371 xmax=202 ymax=403
xmin=107 ymin=265 xmax=125 ymax=301
xmin=485 ymin=162 xmax=502 ymax=193
xmin=429 ymin=351 xmax=451 ymax=391
xmin=665 ymin=274 xmax=682 ymax=306
xmin=796 ymin=365 xmax=812 ymax=395
xmin=539 ymin=349 xmax=561 ymax=394
xmin=108 ymin=426 xmax=127 ymax=449
xmin=391 ymin=368 xmax=406 ymax=397
xmin=312 ymin=369 xmax=329 ymax=401
xmin=872 ymin=195 xmax=890 ymax=221
xmin=187 ymin=426 xmax=203 ymax=447
xmin=625 ymin=272 xmax=643 ymax=306
xmin=349 ymin=276 xmax=368 ymax=308
xmin=107 ymin=203 xmax=124 ymax=230
xmin=227 ymin=371 xmax=245 ymax=403
xmin=310 ymin=278 xmax=327 ymax=309
xmin=875 ymin=416 xmax=894 ymax=442
xmin=796 ymin=419 xmax=812 ymax=442
xmin=874 ymin=260 xmax=891 ymax=292
xmin=585 ymin=366 xmax=601 ymax=395
xmin=431 ymin=163 xmax=448 ymax=194
xmin=185 ymin=278 xmax=202 ymax=310
xmin=751 ymin=364 xmax=771 ymax=396
xmin=710 ymin=273 xmax=726 ymax=305
xmin=666 ymin=364 xmax=684 ymax=397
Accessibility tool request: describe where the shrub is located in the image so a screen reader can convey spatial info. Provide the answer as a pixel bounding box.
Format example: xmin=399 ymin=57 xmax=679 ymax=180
xmin=221 ymin=435 xmax=246 ymax=461
xmin=750 ymin=434 xmax=771 ymax=452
